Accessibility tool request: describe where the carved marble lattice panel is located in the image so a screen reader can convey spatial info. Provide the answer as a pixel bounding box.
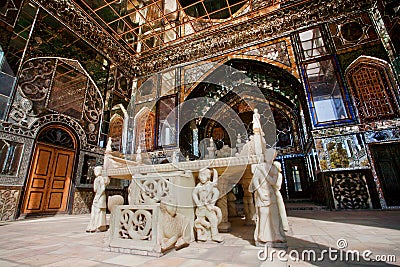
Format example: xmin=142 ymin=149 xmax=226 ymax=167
xmin=129 ymin=177 xmax=170 ymax=205
xmin=330 ymin=172 xmax=371 ymax=209
xmin=243 ymin=41 xmax=291 ymax=66
xmin=119 ymin=209 xmax=153 ymax=240
xmin=109 ymin=205 xmax=161 ymax=255
xmin=0 ymin=188 xmax=20 ymax=221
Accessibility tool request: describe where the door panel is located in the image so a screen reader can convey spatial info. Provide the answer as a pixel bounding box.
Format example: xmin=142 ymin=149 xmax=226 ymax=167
xmin=23 ymin=143 xmax=75 ymax=214
xmin=371 ymin=144 xmax=400 ymax=207
xmin=45 ymin=149 xmax=74 ymax=212
xmin=23 ymin=145 xmax=55 ymax=213
xmin=284 ymin=157 xmax=310 ymax=199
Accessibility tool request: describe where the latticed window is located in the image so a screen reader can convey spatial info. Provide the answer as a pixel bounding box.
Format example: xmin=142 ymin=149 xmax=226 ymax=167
xmin=346 ymin=57 xmax=398 ymax=122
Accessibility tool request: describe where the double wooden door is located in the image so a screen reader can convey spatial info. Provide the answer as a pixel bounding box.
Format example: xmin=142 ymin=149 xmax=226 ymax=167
xmin=22 ymin=143 xmax=75 ymax=214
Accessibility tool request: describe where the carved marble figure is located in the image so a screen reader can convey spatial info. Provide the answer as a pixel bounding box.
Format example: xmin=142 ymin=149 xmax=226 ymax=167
xmin=192 ymin=168 xmax=223 ymax=242
xmin=157 ymin=197 xmax=191 ymax=252
xmin=86 ymin=166 xmax=109 ymax=232
xmin=252 ymin=108 xmax=262 ymax=133
xmin=249 ymin=163 xmax=286 ymax=246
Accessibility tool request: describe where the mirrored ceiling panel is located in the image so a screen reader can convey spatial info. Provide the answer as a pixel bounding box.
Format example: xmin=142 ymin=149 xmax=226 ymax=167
xmin=74 ymin=0 xmax=283 ymax=55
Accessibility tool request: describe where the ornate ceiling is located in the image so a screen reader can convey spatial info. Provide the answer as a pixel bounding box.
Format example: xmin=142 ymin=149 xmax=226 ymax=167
xmin=31 ymin=0 xmax=375 ymax=76
xmin=72 ymin=0 xmax=273 ymax=55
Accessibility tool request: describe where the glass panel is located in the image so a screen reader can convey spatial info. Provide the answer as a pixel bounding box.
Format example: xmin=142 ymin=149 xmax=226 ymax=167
xmin=0 ymin=95 xmax=9 ymax=119
xmin=299 ymin=28 xmax=327 ymax=59
xmin=305 ymin=59 xmax=348 ymax=123
xmin=48 ymin=60 xmax=88 ymax=119
xmin=292 ymin=165 xmax=302 ymax=191
xmin=157 ymin=96 xmax=176 ymax=147
xmin=0 ymin=72 xmax=15 ymax=97
xmin=160 ymin=69 xmax=176 ymax=96
xmin=80 ymin=155 xmax=97 ymax=184
xmin=0 ymin=140 xmax=23 ymax=176
xmin=37 ymin=128 xmax=75 ymax=149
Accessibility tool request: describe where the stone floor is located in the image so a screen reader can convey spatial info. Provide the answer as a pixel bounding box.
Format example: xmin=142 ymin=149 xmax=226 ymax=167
xmin=0 ymin=210 xmax=399 ymax=266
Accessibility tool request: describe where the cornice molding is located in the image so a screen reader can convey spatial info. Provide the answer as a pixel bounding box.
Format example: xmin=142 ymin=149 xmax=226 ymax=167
xmin=140 ymin=0 xmax=375 ymax=74
xmin=33 ymin=0 xmax=142 ymax=77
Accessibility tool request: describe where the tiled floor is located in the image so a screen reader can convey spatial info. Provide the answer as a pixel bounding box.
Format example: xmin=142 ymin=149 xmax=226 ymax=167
xmin=0 ymin=210 xmax=399 ymax=266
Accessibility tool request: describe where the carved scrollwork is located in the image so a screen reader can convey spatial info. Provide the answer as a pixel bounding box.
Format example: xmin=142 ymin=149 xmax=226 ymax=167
xmin=18 ymin=58 xmax=56 ymax=102
xmin=128 ymin=177 xmax=170 ymax=205
xmin=83 ymin=83 xmax=103 ymax=143
xmin=0 ymin=189 xmax=19 ymax=221
xmin=119 ymin=209 xmax=153 ymax=240
xmin=331 ymin=172 xmax=370 ymax=209
xmin=140 ymin=179 xmax=169 ymax=203
xmin=8 ymin=97 xmax=35 ymax=126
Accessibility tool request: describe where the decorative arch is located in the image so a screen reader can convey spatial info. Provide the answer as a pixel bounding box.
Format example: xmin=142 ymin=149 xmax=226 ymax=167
xmin=109 ymin=113 xmax=124 ymax=151
xmin=345 ymin=56 xmax=399 ymax=122
xmin=30 ymin=114 xmax=88 ymax=149
xmin=37 ymin=124 xmax=78 ymax=150
xmin=180 ymin=58 xmax=308 ymax=156
xmin=182 ymin=52 xmax=300 ymax=100
xmin=9 ymin=57 xmax=104 ymax=145
xmin=134 ymin=107 xmax=155 ymax=152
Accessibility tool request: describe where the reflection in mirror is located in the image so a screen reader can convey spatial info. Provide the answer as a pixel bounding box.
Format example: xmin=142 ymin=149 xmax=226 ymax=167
xmin=0 ymin=140 xmax=23 ymax=176
xmin=315 ymin=134 xmax=369 ymax=170
xmin=157 ymin=96 xmax=176 ymax=147
xmin=305 ymin=59 xmax=348 ymax=123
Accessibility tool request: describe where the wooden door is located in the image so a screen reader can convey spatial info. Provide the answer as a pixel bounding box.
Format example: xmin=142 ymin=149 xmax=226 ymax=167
xmin=284 ymin=157 xmax=310 ymax=199
xmin=371 ymin=143 xmax=400 ymax=207
xmin=23 ymin=143 xmax=75 ymax=214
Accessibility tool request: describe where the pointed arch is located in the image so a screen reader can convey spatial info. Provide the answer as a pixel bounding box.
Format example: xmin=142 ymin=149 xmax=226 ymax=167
xmin=134 ymin=107 xmax=155 ymax=152
xmin=109 ymin=113 xmax=124 ymax=152
xmin=345 ymin=56 xmax=399 ymax=122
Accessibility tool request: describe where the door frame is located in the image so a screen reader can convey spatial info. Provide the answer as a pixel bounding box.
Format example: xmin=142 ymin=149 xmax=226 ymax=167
xmin=20 ymin=124 xmax=79 ymax=217
xmin=369 ymin=142 xmax=400 ymax=207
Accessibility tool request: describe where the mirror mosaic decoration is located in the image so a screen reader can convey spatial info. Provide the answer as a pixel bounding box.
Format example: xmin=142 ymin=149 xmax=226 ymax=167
xmin=8 ymin=57 xmax=104 ymax=145
xmin=315 ymin=134 xmax=369 ymax=171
